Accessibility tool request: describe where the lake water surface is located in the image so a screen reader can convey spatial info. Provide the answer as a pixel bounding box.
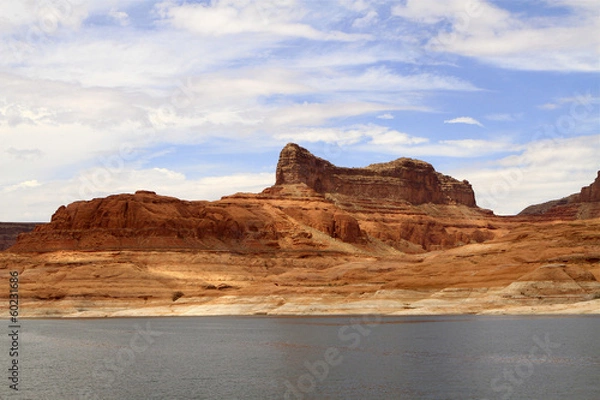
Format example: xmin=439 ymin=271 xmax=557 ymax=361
xmin=4 ymin=315 xmax=599 ymax=399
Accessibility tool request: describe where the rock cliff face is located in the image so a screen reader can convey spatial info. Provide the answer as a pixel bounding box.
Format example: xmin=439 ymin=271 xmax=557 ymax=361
xmin=579 ymin=171 xmax=600 ymax=203
xmin=10 ymin=190 xmax=367 ymax=252
xmin=276 ymin=143 xmax=476 ymax=206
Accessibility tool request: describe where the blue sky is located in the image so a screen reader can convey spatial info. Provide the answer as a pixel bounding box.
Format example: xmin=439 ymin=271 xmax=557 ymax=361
xmin=0 ymin=0 xmax=598 ymax=221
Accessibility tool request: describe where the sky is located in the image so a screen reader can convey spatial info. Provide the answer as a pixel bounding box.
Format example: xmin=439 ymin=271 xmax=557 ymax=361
xmin=0 ymin=0 xmax=599 ymax=221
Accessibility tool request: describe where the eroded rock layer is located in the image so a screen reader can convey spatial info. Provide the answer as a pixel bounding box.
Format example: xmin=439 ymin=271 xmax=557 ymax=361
xmin=276 ymin=143 xmax=476 ymax=206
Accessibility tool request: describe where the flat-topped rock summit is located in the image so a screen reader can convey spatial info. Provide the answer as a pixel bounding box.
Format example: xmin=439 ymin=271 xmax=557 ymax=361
xmin=275 ymin=143 xmax=476 ymax=206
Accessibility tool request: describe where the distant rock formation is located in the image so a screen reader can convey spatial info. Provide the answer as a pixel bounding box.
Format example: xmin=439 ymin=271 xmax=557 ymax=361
xmin=519 ymin=170 xmax=600 ymax=219
xmin=10 ymin=143 xmax=496 ymax=253
xmin=0 ymin=223 xmax=40 ymax=250
xmin=275 ymin=143 xmax=476 ymax=206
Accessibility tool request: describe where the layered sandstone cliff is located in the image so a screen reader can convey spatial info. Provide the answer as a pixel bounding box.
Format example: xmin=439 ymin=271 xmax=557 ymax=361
xmin=10 ymin=190 xmax=357 ymax=251
xmin=275 ymin=143 xmax=476 ymax=206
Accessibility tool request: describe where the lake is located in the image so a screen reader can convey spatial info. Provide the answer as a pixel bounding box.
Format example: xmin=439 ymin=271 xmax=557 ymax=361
xmin=4 ymin=315 xmax=599 ymax=399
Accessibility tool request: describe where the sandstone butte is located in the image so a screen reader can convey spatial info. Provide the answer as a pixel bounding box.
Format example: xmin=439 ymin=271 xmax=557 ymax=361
xmin=2 ymin=143 xmax=600 ymax=317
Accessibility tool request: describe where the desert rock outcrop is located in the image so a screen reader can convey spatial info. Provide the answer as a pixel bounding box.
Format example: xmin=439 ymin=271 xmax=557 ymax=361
xmin=9 ymin=144 xmax=491 ymax=253
xmin=3 ymin=144 xmax=600 ymax=317
xmin=276 ymin=143 xmax=476 ymax=206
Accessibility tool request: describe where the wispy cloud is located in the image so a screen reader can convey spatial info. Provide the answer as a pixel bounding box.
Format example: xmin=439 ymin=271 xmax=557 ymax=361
xmin=443 ymin=117 xmax=484 ymax=127
xmin=537 ymin=94 xmax=598 ymax=110
xmin=0 ymin=0 xmax=597 ymax=220
xmin=156 ymin=1 xmax=370 ymax=41
xmin=393 ymin=0 xmax=600 ymax=72
xmin=451 ymin=134 xmax=600 ymax=214
xmin=484 ymin=113 xmax=521 ymax=122
xmin=274 ymin=124 xmax=429 ymax=147
xmin=109 ymin=9 xmax=130 ymax=26
xmin=3 ymin=180 xmax=41 ymax=193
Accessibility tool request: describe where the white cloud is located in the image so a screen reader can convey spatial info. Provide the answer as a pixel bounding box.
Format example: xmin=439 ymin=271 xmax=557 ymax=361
xmin=537 ymin=94 xmax=598 ymax=111
xmin=369 ymin=129 xmax=429 ymax=146
xmin=439 ymin=139 xmax=508 ymax=150
xmin=156 ymin=0 xmax=370 ymax=41
xmin=338 ymin=0 xmax=372 ymax=12
xmin=109 ymin=9 xmax=130 ymax=26
xmin=485 ymin=113 xmax=520 ymax=122
xmin=3 ymin=180 xmax=41 ymax=193
xmin=538 ymin=103 xmax=560 ymax=111
xmin=275 ymin=124 xmax=429 ymax=146
xmin=352 ymin=10 xmax=378 ymax=28
xmin=443 ymin=116 xmax=484 ymax=127
xmin=450 ymin=134 xmax=600 ymax=215
xmin=5 ymin=147 xmax=44 ymax=160
xmin=377 ymin=113 xmax=394 ymax=120
xmin=0 ymin=168 xmax=275 ymax=222
xmin=266 ymin=102 xmax=420 ymax=127
xmin=314 ymin=66 xmax=479 ymax=93
xmin=393 ymin=0 xmax=600 ymax=72
xmin=355 ymin=137 xmax=516 ymax=159
xmin=275 ymin=125 xmax=517 ymax=159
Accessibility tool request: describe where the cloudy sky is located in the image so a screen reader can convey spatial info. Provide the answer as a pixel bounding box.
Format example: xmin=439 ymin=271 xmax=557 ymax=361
xmin=1 ymin=0 xmax=599 ymax=221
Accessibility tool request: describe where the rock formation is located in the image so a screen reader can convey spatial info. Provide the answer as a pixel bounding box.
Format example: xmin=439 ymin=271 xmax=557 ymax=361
xmin=276 ymin=143 xmax=476 ymax=206
xmin=519 ymin=170 xmax=600 ymax=218
xmin=4 ymin=145 xmax=600 ymax=317
xmin=10 ymin=143 xmax=496 ymax=253
xmin=0 ymin=223 xmax=40 ymax=250
xmin=579 ymin=170 xmax=600 ymax=203
xmin=10 ymin=190 xmax=300 ymax=251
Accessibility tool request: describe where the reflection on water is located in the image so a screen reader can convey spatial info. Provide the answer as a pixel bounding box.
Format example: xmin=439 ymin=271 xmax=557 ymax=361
xmin=7 ymin=315 xmax=600 ymax=399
